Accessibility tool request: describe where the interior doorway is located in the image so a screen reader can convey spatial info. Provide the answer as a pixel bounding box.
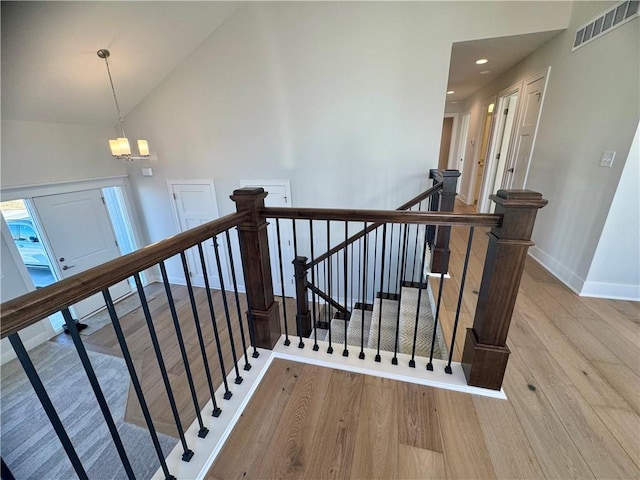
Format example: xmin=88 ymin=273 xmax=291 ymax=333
xmin=438 ymin=116 xmax=455 ymax=170
xmin=456 ymin=112 xmax=471 ymax=194
xmin=473 ymin=101 xmax=495 ymax=204
xmin=478 ymin=84 xmax=520 ymax=213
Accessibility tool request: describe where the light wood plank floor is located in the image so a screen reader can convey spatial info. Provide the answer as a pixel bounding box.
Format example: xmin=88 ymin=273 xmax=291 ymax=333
xmin=208 ymin=200 xmax=640 ymax=479
xmin=53 ymin=283 xmax=297 ymax=437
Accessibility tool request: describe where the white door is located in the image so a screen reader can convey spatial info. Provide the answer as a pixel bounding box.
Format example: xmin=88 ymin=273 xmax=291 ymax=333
xmin=240 ymin=181 xmax=295 ymax=298
xmin=32 ymin=189 xmax=131 ymax=319
xmin=169 ymin=181 xmax=228 ymax=289
xmin=505 ymin=70 xmax=548 ymax=189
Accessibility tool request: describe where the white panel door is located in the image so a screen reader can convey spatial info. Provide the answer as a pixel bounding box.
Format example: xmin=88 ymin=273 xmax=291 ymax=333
xmin=169 ymin=181 xmax=228 ymax=289
xmin=240 ymin=181 xmax=295 ymax=297
xmin=33 ymin=189 xmax=131 ymax=319
xmin=506 ymin=71 xmax=548 ymax=189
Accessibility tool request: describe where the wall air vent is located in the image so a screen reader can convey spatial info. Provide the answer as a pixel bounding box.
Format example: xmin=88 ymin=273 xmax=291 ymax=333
xmin=572 ymin=0 xmax=638 ymax=51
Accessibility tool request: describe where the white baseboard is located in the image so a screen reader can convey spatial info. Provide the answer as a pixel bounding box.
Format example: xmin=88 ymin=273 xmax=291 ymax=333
xmin=1 ymin=330 xmax=53 ymax=365
xmin=528 ymin=246 xmax=584 ymax=294
xmin=580 ymin=281 xmax=640 ymax=301
xmin=458 ymin=192 xmax=471 ymax=205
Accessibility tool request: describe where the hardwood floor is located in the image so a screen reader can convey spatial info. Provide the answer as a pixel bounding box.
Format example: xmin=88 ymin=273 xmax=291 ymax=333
xmin=52 ymin=282 xmax=296 ymax=437
xmin=208 ymin=200 xmax=640 ymax=479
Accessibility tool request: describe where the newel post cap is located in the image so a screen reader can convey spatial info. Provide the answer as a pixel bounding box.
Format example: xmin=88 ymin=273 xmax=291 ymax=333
xmin=490 ymin=189 xmax=548 ymax=209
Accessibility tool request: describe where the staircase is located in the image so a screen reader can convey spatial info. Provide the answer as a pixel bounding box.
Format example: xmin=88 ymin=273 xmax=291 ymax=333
xmin=312 ymin=281 xmax=448 ymax=360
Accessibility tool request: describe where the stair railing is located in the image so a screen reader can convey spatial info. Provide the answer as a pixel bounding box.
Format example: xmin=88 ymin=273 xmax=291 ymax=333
xmin=257 ymin=188 xmax=547 ymax=389
xmin=298 ymin=169 xmax=460 ymax=331
xmin=0 ymin=209 xmax=270 ymax=480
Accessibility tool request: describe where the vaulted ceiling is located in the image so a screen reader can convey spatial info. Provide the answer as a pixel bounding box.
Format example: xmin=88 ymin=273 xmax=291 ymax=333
xmin=2 ymin=2 xmax=564 ymax=127
xmin=1 ymin=1 xmax=241 ymax=125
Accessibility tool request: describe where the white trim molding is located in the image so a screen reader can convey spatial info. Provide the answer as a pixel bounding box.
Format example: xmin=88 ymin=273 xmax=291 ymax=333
xmin=580 ymin=281 xmax=640 ymax=301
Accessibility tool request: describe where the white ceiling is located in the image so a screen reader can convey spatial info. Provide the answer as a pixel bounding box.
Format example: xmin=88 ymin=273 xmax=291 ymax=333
xmin=2 ymin=2 xmax=563 ymax=126
xmin=446 ymin=30 xmax=563 ymax=102
xmin=1 ymin=1 xmax=242 ymax=125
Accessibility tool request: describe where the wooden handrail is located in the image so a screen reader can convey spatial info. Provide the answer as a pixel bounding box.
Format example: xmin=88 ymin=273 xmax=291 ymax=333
xmin=0 ymin=211 xmax=250 ymax=339
xmin=261 ymin=207 xmax=501 ymax=227
xmin=302 ymin=182 xmax=444 ymax=270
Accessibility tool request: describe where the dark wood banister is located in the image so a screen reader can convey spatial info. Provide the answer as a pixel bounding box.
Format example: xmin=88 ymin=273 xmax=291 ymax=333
xmin=302 ymin=181 xmax=444 ymax=270
xmin=260 ymin=208 xmax=501 ymax=227
xmin=0 ymin=211 xmax=250 ymax=339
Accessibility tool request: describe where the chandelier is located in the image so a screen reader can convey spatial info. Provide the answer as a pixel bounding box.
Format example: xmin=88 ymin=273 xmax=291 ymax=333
xmin=97 ymin=49 xmax=149 ymax=161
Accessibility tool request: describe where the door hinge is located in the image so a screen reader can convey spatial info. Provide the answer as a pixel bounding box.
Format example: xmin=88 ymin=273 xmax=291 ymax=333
xmin=496 ymin=153 xmax=501 ymax=160
xmin=189 ymin=271 xmax=194 ymax=277
xmin=101 ymin=196 xmax=106 ymax=205
xmin=115 ymin=240 xmax=119 ymax=247
xmin=172 ymin=193 xmax=177 ymax=200
xmin=504 ymin=108 xmax=509 ymax=115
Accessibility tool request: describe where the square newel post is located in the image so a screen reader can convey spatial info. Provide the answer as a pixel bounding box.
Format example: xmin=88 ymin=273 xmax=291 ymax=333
xmin=293 ymin=256 xmax=312 ymax=342
xmin=231 ymin=188 xmax=281 ymax=349
xmin=430 ymin=169 xmax=460 ymax=274
xmin=461 ymin=190 xmax=547 ymax=390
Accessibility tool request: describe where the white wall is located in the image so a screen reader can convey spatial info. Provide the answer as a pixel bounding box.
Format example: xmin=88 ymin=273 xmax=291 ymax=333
xmin=122 ymin=2 xmax=572 ymax=257
xmin=584 ymin=124 xmax=640 ymax=300
xmin=460 ymin=1 xmax=639 ymax=294
xmin=1 ymin=120 xmax=126 ymax=189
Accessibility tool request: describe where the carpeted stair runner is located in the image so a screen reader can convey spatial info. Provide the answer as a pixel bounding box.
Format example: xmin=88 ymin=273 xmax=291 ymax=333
xmin=320 ymin=284 xmax=447 ymax=360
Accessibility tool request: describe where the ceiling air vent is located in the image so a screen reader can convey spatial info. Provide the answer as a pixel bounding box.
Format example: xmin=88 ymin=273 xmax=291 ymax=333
xmin=572 ymin=0 xmax=638 ymax=51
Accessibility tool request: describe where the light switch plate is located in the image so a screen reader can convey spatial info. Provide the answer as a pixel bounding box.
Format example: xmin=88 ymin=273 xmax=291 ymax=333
xmin=600 ymin=151 xmax=616 ymax=168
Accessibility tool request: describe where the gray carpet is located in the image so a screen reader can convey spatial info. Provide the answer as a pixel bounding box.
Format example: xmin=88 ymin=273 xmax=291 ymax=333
xmin=1 ymin=341 xmax=177 ymax=479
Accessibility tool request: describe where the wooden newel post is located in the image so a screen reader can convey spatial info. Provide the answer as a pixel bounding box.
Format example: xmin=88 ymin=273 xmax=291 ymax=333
xmin=230 ymin=188 xmax=281 ymax=349
xmin=293 ymin=257 xmax=312 ymax=339
xmin=462 ymin=190 xmax=547 ymax=390
xmin=430 ymin=169 xmax=460 ymax=274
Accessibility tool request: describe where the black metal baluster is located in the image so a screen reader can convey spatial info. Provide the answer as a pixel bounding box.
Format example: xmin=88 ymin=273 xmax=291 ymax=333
xmin=427 ymin=272 xmax=446 ymax=371
xmin=159 ymin=262 xmax=209 ymax=435
xmin=359 ymin=222 xmax=368 ymax=360
xmin=197 ymin=244 xmax=234 ymax=398
xmin=411 ymin=208 xmax=420 ymax=282
xmin=395 ymin=223 xmax=403 ymax=293
xmin=375 ymin=224 xmax=388 ymax=362
xmin=1 ymin=458 xmax=15 ymax=480
xmin=445 ymin=227 xmax=475 ymax=374
xmin=343 ymin=221 xmax=349 ymax=342
xmin=102 ymin=289 xmax=176 ymax=480
xmin=61 ymin=308 xmax=137 ymax=475
xmin=275 ymin=218 xmax=291 ymax=347
xmin=326 ymin=222 xmax=334 ymax=354
xmin=224 ymin=230 xmax=251 ymax=370
xmin=371 ymin=227 xmax=379 ymax=302
xmin=309 ymin=220 xmax=319 ymax=351
xmin=176 ymin=257 xmax=223 ymax=418
xmin=292 ymin=220 xmax=305 ymax=349
xmin=392 ymin=224 xmax=409 ymax=365
xmin=350 ymin=242 xmax=355 ymax=312
xmin=134 ymin=272 xmax=206 ymax=448
xmin=8 ymin=333 xmax=89 ymax=480
xmin=212 ymin=237 xmax=243 ymax=384
xmin=409 ymin=224 xmax=431 ymax=368
xmin=387 ymin=224 xmax=394 ymax=292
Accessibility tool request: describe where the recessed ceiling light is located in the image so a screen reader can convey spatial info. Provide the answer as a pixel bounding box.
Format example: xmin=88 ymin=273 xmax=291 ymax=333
xmin=446 ymin=90 xmax=455 ymax=95
xmin=475 ymin=58 xmax=489 ymax=65
xmin=480 ymin=70 xmax=491 ymax=75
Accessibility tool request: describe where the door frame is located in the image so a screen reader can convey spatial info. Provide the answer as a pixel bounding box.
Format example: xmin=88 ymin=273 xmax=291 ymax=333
xmin=454 ymin=111 xmax=471 ymax=196
xmin=442 ymin=113 xmax=460 ymax=170
xmin=477 ymin=82 xmax=523 ymax=213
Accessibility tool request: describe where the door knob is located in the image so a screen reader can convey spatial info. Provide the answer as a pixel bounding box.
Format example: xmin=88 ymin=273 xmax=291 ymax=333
xmin=59 ymin=257 xmax=65 ymax=262
xmin=62 ymin=265 xmax=75 ymax=271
